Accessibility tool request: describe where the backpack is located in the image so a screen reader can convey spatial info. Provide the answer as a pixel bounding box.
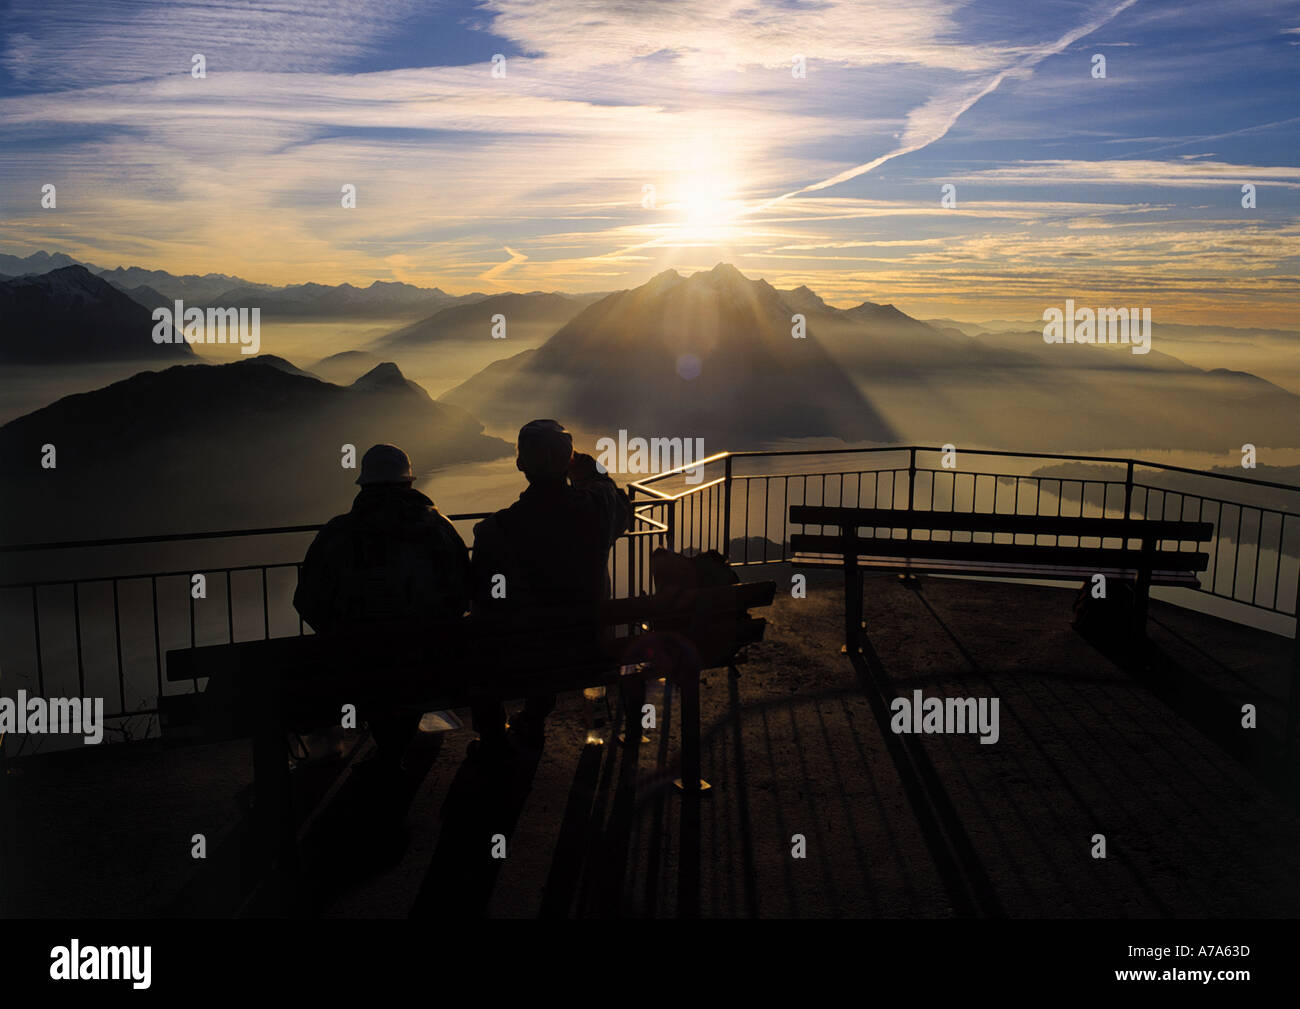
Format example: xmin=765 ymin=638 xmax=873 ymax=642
xmin=330 ymin=494 xmax=465 ymax=625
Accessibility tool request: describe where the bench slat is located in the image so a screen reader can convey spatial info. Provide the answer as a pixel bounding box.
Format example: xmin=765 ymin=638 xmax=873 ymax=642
xmin=788 ymin=534 xmax=1208 ymax=572
xmin=790 ymin=553 xmax=1202 ymax=586
xmin=789 ymin=506 xmax=1213 ymax=542
xmin=167 ymin=581 xmax=775 ymax=684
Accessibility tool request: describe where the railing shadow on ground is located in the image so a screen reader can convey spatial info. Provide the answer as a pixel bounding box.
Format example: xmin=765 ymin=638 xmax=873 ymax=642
xmin=860 ymin=574 xmax=1300 ymax=916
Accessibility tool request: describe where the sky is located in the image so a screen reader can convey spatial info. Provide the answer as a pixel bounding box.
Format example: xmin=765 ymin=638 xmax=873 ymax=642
xmin=0 ymin=0 xmax=1297 ymax=325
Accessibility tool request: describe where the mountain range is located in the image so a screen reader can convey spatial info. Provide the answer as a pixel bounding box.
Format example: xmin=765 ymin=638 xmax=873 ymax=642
xmin=441 ymin=263 xmax=898 ymax=444
xmin=194 ymin=280 xmax=484 ymax=318
xmin=3 ymin=251 xmax=1297 ymax=457
xmin=441 ymin=262 xmax=1300 ymax=452
xmin=373 ymin=291 xmax=602 ymax=347
xmin=0 ymin=250 xmax=484 ymax=317
xmin=0 ymin=357 xmax=511 ymax=540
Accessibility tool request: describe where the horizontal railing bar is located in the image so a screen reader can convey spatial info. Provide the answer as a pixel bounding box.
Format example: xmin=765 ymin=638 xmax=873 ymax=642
xmin=0 ymin=513 xmax=494 ymax=554
xmin=723 ymin=446 xmax=1300 ymax=493
xmin=1132 ymin=486 xmax=1300 ymax=521
xmin=7 ymin=451 xmax=1295 ymax=556
xmin=7 ymin=443 xmax=1297 ymax=752
xmin=627 ymin=475 xmax=728 ymax=503
xmin=1 ymin=563 xmax=304 ymax=592
xmin=627 ymin=449 xmax=732 ymax=486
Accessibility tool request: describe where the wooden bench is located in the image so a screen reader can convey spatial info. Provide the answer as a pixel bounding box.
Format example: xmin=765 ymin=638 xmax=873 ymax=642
xmin=788 ymin=506 xmax=1212 ymax=650
xmin=166 ymin=580 xmax=775 ymax=915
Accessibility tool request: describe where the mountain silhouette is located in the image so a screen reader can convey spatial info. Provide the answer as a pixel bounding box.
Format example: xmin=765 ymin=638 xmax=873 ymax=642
xmin=311 ymin=350 xmax=384 ymax=384
xmin=94 ymin=265 xmax=265 ymax=304
xmin=120 ymin=283 xmax=172 ymax=312
xmin=201 ymin=280 xmax=479 ymax=318
xmin=0 ymin=250 xmax=89 ymax=275
xmin=0 ymin=266 xmax=196 ymax=364
xmin=374 ymin=291 xmax=596 ymax=347
xmin=440 ymin=263 xmax=897 ymax=445
xmin=0 ymin=358 xmax=511 ymax=540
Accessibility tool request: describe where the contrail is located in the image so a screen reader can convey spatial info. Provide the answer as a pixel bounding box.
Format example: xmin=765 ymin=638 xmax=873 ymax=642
xmin=479 ymin=244 xmax=527 ymax=282
xmin=756 ymin=0 xmax=1140 ymax=211
xmin=1115 ymin=115 xmax=1300 ymax=160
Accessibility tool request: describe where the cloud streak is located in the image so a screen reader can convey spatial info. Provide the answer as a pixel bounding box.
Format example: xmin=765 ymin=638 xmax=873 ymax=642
xmin=763 ymin=0 xmax=1141 ymax=204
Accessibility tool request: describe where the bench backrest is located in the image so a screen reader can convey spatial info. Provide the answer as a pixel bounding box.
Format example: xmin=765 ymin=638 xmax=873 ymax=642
xmin=790 ymin=506 xmax=1213 ymax=544
xmin=166 ymin=581 xmax=776 ymax=697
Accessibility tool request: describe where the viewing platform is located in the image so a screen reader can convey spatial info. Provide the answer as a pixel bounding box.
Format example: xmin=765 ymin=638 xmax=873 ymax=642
xmin=3 ymin=447 xmax=1298 ymax=918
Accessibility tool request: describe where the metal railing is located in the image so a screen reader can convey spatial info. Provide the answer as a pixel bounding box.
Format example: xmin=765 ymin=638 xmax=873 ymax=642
xmin=629 ymin=446 xmax=1300 ymax=623
xmin=2 ymin=446 xmax=1297 ymax=746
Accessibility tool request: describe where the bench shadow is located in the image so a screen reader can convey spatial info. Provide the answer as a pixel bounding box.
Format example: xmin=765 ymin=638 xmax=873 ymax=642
xmin=408 ymin=745 xmax=543 ymax=918
xmin=539 ymin=741 xmax=606 ymax=917
xmin=290 ymin=732 xmax=446 ymax=915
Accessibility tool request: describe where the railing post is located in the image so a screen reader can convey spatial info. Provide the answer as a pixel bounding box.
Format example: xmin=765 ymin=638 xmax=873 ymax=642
xmin=0 ymin=723 xmax=11 ymax=912
xmin=1288 ymin=572 xmax=1299 ymax=761
xmin=665 ymin=501 xmax=677 ymax=553
xmin=1123 ymin=460 xmax=1135 ymax=520
xmin=841 ymin=524 xmax=863 ymax=654
xmin=722 ymin=455 xmax=733 ymax=563
xmin=906 ymin=447 xmax=916 ymax=511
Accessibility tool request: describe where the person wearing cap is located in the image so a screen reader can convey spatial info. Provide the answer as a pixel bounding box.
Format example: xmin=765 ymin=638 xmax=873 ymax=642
xmin=468 ymin=420 xmax=633 ymax=762
xmin=294 ymin=443 xmax=471 ymax=772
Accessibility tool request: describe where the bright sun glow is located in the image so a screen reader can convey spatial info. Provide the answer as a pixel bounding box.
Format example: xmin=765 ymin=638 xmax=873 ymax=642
xmin=673 ymin=170 xmax=744 ymax=244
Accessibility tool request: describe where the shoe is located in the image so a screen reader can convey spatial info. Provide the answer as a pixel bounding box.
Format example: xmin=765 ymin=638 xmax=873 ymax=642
xmin=507 ymin=711 xmax=546 ymax=750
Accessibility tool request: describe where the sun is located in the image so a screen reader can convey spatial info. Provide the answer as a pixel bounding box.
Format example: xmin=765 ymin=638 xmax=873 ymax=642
xmin=673 ymin=171 xmax=744 ymax=244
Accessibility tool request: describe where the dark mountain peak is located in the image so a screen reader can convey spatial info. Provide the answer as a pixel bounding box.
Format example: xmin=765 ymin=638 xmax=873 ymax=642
xmin=352 ymin=361 xmax=405 ymax=386
xmin=0 ymin=266 xmax=195 ymax=364
xmin=781 ymin=284 xmax=831 ymax=314
xmin=848 ymin=299 xmax=903 ymax=315
xmin=122 ymin=284 xmax=171 ymax=311
xmin=639 ymin=269 xmax=684 ymax=295
xmin=0 ymin=250 xmax=87 ymax=275
xmin=251 ymin=354 xmax=317 ymax=379
xmin=675 ymin=262 xmax=755 ymax=293
xmin=443 ymin=260 xmax=897 ymax=445
xmin=0 ymin=356 xmax=511 ymax=539
xmin=20 ymin=264 xmax=107 ymax=298
xmin=350 ymin=361 xmax=428 ymax=399
xmin=1205 ymin=367 xmax=1289 ymax=394
xmin=842 ymin=299 xmax=933 ymax=334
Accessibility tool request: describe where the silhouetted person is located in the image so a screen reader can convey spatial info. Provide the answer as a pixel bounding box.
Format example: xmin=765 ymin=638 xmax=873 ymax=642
xmin=469 ymin=420 xmax=632 ymax=762
xmin=294 ymin=443 xmax=470 ymax=773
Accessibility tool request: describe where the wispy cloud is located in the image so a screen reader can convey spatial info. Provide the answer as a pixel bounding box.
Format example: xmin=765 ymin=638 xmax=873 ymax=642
xmin=0 ymin=0 xmax=1296 ymax=326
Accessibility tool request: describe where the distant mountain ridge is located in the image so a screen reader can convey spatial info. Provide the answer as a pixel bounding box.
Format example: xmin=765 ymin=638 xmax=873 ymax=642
xmin=6 ymin=251 xmax=1297 ymax=453
xmin=0 ymin=249 xmax=491 ymax=316
xmin=198 ymin=280 xmax=487 ymax=317
xmin=374 ymin=291 xmax=597 ymax=347
xmin=0 ymin=266 xmax=195 ymax=364
xmin=442 ymin=262 xmax=1300 ymax=453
